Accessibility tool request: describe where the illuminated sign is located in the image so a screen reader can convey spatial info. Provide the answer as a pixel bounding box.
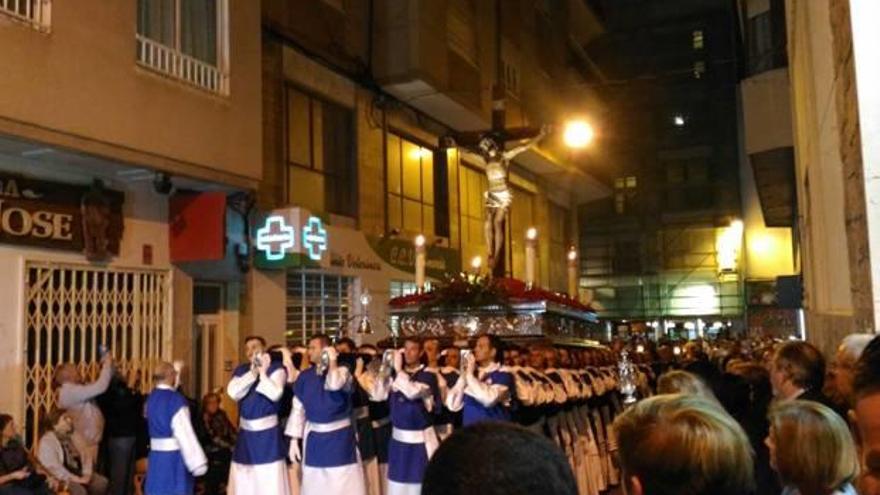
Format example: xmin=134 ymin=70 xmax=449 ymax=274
xmin=256 ymin=215 xmax=295 ymax=261
xmin=302 ymin=216 xmax=328 ymax=261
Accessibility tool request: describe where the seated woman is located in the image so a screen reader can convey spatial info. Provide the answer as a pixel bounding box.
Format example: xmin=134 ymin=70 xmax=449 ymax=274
xmin=0 ymin=414 xmax=55 ymax=495
xmin=37 ymin=409 xmax=108 ymax=495
xmin=200 ymin=393 xmax=236 ymax=495
xmin=767 ymin=400 xmax=859 ymax=495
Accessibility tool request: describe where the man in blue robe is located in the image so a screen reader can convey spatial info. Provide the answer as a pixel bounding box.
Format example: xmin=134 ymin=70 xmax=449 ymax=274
xmin=226 ymin=335 xmax=289 ymax=495
xmin=369 ymin=337 xmax=440 ymax=495
xmin=446 ymin=334 xmax=514 ymax=426
xmin=145 ymin=362 xmax=207 ymax=495
xmin=285 ymin=334 xmax=366 ymax=495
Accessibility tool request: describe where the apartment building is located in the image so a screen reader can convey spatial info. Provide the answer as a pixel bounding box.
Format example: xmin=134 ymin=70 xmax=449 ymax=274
xmin=250 ymin=0 xmax=609 ymax=346
xmin=0 ymin=0 xmax=261 ymax=443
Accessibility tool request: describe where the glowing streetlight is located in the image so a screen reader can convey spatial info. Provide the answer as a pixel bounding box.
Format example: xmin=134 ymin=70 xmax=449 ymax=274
xmin=563 ymin=120 xmax=594 ymax=148
xmin=673 ymin=114 xmax=686 ymax=127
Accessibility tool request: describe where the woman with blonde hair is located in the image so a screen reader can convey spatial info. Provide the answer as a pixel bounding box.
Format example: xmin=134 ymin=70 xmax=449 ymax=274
xmin=766 ymin=400 xmax=858 ymax=495
xmin=657 ymin=370 xmax=717 ymax=401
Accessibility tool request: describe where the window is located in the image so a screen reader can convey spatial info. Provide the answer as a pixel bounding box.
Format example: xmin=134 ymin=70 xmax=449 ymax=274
xmin=501 ymin=38 xmax=521 ymax=97
xmin=748 ymin=11 xmax=773 ymax=74
xmin=692 ymin=30 xmax=704 ymax=50
xmin=0 ymin=0 xmax=50 ymax=30
xmin=614 ymin=176 xmax=637 ymax=215
xmin=458 ymin=161 xmax=488 ymax=268
xmin=693 ymin=61 xmax=706 ymax=79
xmin=612 ymin=240 xmax=641 ymax=274
xmin=387 ymin=133 xmax=446 ymax=237
xmin=549 ymin=203 xmax=571 ymax=291
xmin=509 ymin=186 xmax=535 ymax=278
xmin=285 ymin=271 xmax=353 ymax=345
xmin=447 ymin=0 xmax=478 ymax=66
xmin=287 ymin=86 xmax=357 ymax=217
xmin=136 ymin=0 xmax=228 ymax=94
xmin=502 ymin=57 xmax=520 ymax=97
xmin=534 ymin=7 xmax=555 ymax=75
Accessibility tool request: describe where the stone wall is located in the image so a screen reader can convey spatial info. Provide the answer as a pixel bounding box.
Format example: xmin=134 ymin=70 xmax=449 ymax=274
xmin=829 ymin=0 xmax=874 ymax=333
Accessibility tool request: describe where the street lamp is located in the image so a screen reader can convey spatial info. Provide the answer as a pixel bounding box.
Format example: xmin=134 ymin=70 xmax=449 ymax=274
xmin=563 ymin=119 xmax=595 ymax=148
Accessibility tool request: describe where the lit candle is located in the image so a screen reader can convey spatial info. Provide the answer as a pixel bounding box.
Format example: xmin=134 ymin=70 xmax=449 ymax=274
xmin=470 ymin=256 xmax=482 ymax=280
xmin=414 ymin=235 xmax=426 ymax=292
xmin=525 ymin=227 xmax=537 ymax=288
xmin=567 ymin=248 xmax=578 ymax=299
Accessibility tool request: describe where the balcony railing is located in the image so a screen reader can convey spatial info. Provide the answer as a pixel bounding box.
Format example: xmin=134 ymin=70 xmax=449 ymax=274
xmin=0 ymin=0 xmax=50 ymax=31
xmin=136 ymin=35 xmax=228 ymax=95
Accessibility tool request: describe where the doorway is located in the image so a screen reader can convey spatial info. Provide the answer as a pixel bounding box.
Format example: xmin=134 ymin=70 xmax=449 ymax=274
xmin=193 ymin=283 xmax=224 ymax=401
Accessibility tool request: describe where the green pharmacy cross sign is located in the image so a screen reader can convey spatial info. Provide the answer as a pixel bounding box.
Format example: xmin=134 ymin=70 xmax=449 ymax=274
xmin=302 ymin=216 xmax=328 ymax=261
xmin=255 ymin=215 xmax=295 ymax=261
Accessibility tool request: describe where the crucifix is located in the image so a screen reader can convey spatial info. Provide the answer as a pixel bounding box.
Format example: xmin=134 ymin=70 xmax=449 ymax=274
xmin=441 ymin=125 xmax=548 ymax=277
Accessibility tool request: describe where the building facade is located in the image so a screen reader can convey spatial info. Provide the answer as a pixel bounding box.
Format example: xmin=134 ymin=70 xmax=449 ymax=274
xmin=578 ymin=0 xmax=743 ymax=338
xmin=0 ymin=0 xmax=261 ymax=443
xmin=250 ymin=0 xmax=609 ymax=347
xmin=735 ymin=0 xmax=799 ymax=339
xmin=786 ymin=0 xmax=880 ymax=352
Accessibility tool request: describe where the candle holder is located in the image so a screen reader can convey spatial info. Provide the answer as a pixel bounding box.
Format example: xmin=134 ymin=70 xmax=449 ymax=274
xmin=618 ymin=350 xmax=638 ymax=406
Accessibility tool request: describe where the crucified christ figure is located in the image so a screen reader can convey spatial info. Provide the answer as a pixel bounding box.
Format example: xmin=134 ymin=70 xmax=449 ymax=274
xmin=456 ymin=126 xmax=548 ymax=275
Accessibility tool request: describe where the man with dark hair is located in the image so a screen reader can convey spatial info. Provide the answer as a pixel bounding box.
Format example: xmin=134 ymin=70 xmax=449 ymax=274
xmin=366 ymin=337 xmax=441 ymax=495
xmin=244 ymin=335 xmax=267 ymax=348
xmin=226 ymin=334 xmax=289 ymax=495
xmin=770 ymin=341 xmax=840 ymax=415
xmin=356 ymin=343 xmax=393 ymax=493
xmin=422 ymin=422 xmax=577 ymax=495
xmin=853 ymin=336 xmax=880 ymax=495
xmin=446 ymin=334 xmax=514 ymax=426
xmin=335 ymin=337 xmax=377 ymax=494
xmin=286 ymin=334 xmax=365 ymax=494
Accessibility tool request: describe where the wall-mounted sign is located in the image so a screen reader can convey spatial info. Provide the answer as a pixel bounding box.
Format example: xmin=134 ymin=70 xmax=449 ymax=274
xmin=256 ymin=215 xmax=296 ymax=261
xmin=0 ymin=173 xmax=123 ymax=259
xmin=302 ymin=216 xmax=327 ymax=261
xmin=253 ymin=207 xmax=328 ymax=267
xmin=367 ymin=236 xmax=461 ymax=279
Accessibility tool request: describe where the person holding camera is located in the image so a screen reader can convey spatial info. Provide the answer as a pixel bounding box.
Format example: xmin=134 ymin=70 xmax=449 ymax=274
xmin=55 ymin=348 xmax=114 ymax=465
xmin=226 ymin=336 xmax=289 ymax=495
xmin=285 ymin=334 xmax=366 ymax=495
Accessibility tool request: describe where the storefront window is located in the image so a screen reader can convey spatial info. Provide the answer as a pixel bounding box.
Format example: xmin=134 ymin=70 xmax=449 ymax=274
xmin=285 ymin=270 xmax=353 ymax=345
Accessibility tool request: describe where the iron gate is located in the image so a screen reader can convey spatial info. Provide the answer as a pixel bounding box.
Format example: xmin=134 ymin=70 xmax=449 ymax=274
xmin=22 ymin=262 xmax=170 ymax=447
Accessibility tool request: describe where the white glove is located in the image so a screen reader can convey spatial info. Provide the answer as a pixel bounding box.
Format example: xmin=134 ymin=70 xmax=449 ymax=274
xmin=289 ymin=439 xmax=302 ymax=463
